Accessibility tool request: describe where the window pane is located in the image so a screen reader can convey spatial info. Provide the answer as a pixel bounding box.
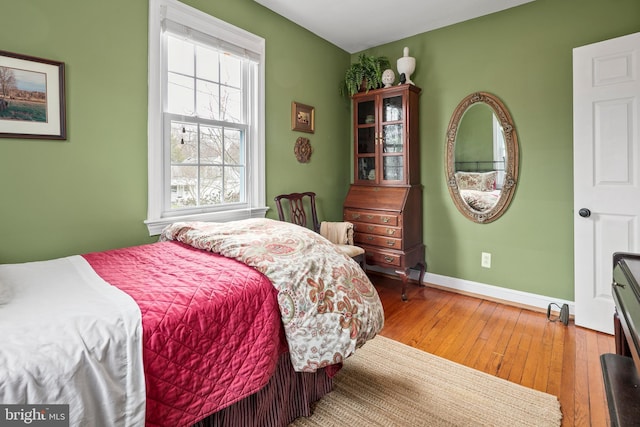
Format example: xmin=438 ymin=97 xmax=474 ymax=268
xmin=383 ymin=124 xmax=403 ymax=153
xmin=196 ymin=45 xmax=219 ymax=82
xmin=200 ymin=125 xmax=222 ymax=164
xmin=383 ymin=96 xmax=402 ymax=122
xmin=224 ymin=128 xmax=241 ymax=165
xmin=171 ymin=165 xmax=198 ymax=208
xmin=383 ymin=156 xmax=403 ymax=181
xmin=200 ymin=166 xmax=222 ymax=205
xmin=196 ymin=80 xmax=219 ymax=120
xmin=168 ymin=73 xmax=194 ymax=115
xmin=170 ymin=122 xmax=198 ymax=164
xmin=358 ymin=157 xmax=376 ymax=181
xmin=220 ymin=54 xmax=241 ymax=87
xmin=221 ymin=86 xmax=242 ymax=123
xmin=224 ymin=166 xmax=242 ymax=203
xmin=168 ymin=36 xmax=194 ymax=76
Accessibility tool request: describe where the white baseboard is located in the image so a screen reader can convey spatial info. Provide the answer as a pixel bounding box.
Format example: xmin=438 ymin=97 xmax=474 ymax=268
xmin=366 ymin=265 xmax=575 ymax=315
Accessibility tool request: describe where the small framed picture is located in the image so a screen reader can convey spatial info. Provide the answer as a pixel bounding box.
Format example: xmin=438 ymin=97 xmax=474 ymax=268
xmin=0 ymin=50 xmax=66 ymax=140
xmin=291 ymin=101 xmax=314 ymax=133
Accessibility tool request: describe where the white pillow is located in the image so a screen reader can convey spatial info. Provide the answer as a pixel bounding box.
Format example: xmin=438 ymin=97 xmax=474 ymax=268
xmin=0 ymin=280 xmax=13 ymax=305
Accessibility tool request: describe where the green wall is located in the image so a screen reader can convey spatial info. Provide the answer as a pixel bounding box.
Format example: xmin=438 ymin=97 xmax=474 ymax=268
xmin=362 ymin=0 xmax=640 ymax=300
xmin=2 ymin=0 xmax=639 ymax=303
xmin=0 ymin=0 xmax=351 ymax=263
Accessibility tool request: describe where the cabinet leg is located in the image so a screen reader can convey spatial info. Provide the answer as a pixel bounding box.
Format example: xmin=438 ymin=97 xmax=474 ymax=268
xmin=416 ymin=261 xmax=426 ymax=287
xmin=397 ymin=262 xmax=427 ymax=301
xmin=398 ymin=269 xmax=410 ymax=302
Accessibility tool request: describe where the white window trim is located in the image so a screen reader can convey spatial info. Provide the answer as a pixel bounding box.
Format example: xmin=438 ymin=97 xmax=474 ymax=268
xmin=145 ymin=0 xmax=267 ymax=236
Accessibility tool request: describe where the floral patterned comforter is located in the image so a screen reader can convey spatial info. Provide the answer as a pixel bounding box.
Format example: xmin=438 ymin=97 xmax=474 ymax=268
xmin=160 ymin=218 xmax=385 ymax=372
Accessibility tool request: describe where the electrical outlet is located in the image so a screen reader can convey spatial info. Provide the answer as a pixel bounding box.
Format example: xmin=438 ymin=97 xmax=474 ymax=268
xmin=481 ymin=252 xmax=491 ymax=268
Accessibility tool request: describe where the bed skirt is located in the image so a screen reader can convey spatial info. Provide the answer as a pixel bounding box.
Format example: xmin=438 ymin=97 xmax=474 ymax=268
xmin=192 ymin=352 xmax=334 ymax=427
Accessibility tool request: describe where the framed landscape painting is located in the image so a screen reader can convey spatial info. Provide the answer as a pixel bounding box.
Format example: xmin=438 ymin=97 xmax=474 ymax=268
xmin=0 ymin=50 xmax=66 ymax=140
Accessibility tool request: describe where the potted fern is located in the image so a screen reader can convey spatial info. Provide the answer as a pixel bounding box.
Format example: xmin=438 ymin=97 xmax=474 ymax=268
xmin=340 ymin=54 xmax=391 ymax=97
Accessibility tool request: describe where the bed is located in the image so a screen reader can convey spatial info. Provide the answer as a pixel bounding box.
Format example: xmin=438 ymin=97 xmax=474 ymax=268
xmin=454 ymin=170 xmax=501 ymax=212
xmin=0 ymin=218 xmax=384 ymax=426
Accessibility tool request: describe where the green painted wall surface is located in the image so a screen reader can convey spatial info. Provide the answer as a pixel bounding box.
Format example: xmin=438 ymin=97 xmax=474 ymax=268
xmin=0 ymin=0 xmax=350 ymax=263
xmin=363 ymin=0 xmax=640 ymax=300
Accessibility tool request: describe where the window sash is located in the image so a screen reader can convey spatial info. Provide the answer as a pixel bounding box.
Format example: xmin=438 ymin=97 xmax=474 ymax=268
xmin=163 ymin=113 xmax=249 ymax=216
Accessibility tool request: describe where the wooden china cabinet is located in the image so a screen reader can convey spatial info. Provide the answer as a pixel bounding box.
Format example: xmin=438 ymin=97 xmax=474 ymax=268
xmin=343 ymin=84 xmax=425 ymax=300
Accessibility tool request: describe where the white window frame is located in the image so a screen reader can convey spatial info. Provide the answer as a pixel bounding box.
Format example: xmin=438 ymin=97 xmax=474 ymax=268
xmin=145 ymin=0 xmax=267 ymax=235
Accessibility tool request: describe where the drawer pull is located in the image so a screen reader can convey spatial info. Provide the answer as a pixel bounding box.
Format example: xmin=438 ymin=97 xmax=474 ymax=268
xmin=386 ymin=229 xmax=396 ymax=235
xmin=366 ymin=215 xmax=374 ymax=220
xmin=351 ymin=213 xmax=361 ymax=220
xmin=367 ymin=226 xmax=374 ymax=231
xmin=386 ymin=240 xmax=395 ymax=246
xmin=382 ymin=217 xmax=390 ymax=223
xmin=367 ymin=236 xmax=375 ymax=241
xmin=384 ymin=256 xmax=395 ymax=263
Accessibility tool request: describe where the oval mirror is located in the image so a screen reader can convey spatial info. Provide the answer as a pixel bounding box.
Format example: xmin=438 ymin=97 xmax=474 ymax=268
xmin=445 ymin=92 xmax=519 ymax=223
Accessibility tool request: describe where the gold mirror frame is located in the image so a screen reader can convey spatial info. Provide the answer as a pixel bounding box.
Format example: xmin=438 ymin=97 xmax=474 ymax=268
xmin=445 ymin=92 xmax=519 ymax=224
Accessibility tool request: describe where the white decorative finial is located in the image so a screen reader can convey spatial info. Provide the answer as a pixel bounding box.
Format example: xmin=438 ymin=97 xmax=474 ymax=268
xmin=397 ymin=47 xmax=416 ymax=85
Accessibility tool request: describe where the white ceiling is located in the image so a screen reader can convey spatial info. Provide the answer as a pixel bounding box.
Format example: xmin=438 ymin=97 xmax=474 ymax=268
xmin=254 ymin=0 xmax=535 ymax=53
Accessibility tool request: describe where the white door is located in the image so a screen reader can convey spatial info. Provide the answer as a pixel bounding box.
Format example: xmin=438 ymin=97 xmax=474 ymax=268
xmin=573 ymin=32 xmax=640 ymax=334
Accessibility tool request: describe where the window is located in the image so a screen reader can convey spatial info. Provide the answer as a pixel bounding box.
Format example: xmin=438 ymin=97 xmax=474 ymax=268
xmin=146 ymin=0 xmax=267 ymax=235
xmin=492 ymin=114 xmax=506 ymax=190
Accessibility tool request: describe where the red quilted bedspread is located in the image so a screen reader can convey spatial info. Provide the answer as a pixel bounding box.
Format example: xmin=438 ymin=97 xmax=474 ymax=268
xmin=83 ymin=241 xmax=283 ymax=427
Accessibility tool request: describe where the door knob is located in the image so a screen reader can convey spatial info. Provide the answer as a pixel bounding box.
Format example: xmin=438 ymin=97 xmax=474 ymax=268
xmin=578 ymin=208 xmax=591 ymax=218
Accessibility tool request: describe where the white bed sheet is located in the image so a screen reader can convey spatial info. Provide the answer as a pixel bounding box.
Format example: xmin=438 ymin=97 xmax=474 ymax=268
xmin=0 ymin=255 xmax=145 ymax=427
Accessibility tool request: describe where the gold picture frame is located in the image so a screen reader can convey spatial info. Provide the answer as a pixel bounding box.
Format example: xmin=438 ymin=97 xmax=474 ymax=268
xmin=291 ymin=101 xmax=314 ymax=133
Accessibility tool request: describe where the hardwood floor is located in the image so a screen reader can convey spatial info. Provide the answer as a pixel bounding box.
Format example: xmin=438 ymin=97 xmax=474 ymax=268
xmin=371 ymin=274 xmax=614 ymax=427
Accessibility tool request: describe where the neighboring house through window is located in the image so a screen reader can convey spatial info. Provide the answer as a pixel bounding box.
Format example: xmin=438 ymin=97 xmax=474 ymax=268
xmin=146 ymin=0 xmax=267 ymax=235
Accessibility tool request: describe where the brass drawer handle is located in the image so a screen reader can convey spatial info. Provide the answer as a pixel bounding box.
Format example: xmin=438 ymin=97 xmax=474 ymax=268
xmin=351 ymin=213 xmax=361 ymax=220
xmin=366 ymin=215 xmax=374 ymax=220
xmin=382 ymin=217 xmax=390 ymax=223
xmin=386 ymin=229 xmax=396 ymax=235
xmin=367 ymin=226 xmax=375 ymax=231
xmin=366 ymin=236 xmax=375 ymax=241
xmin=384 ymin=256 xmax=394 ymax=263
xmin=386 ymin=240 xmax=395 ymax=246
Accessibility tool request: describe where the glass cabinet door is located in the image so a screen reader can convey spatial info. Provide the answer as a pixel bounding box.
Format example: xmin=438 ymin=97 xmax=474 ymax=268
xmin=381 ymin=95 xmax=404 ymax=183
xmin=355 ymin=98 xmax=377 ymax=182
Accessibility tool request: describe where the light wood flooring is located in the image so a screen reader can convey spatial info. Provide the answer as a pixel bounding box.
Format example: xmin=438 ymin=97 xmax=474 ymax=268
xmin=371 ymin=273 xmax=614 ymax=427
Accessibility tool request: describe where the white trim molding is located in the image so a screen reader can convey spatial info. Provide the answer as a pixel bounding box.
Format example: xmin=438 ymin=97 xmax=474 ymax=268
xmin=367 ymin=265 xmax=575 ymax=314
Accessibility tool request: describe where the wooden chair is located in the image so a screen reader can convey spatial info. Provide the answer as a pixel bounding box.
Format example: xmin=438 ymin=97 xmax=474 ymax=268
xmin=274 ymin=192 xmax=366 ymax=268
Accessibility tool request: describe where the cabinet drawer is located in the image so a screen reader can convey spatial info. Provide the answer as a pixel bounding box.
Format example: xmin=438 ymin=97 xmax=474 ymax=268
xmin=353 ymin=222 xmax=401 ymax=237
xmin=344 ymin=209 xmax=398 ymax=226
xmin=355 ymin=233 xmax=402 ymax=250
xmin=366 ymin=250 xmax=402 ymax=267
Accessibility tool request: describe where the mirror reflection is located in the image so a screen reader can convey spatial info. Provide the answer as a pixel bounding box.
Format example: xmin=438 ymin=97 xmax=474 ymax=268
xmin=454 ymin=103 xmax=505 ymax=212
xmin=446 ymin=92 xmax=518 ymax=224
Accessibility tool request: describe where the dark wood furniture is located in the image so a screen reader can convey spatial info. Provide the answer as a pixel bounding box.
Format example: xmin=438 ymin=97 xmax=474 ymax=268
xmin=343 ymin=85 xmax=424 ymax=301
xmin=601 ymin=252 xmax=640 ymax=426
xmin=274 ymin=192 xmax=365 ymax=267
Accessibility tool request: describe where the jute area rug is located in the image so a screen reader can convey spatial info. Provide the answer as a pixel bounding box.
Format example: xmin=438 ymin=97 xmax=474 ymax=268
xmin=290 ymin=335 xmax=562 ymax=427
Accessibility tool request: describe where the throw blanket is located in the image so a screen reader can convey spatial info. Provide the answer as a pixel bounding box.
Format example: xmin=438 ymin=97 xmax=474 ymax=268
xmin=84 ymin=242 xmax=282 ymax=427
xmin=161 ymin=218 xmax=385 ymax=372
xmin=320 ymin=221 xmax=354 ymax=245
xmin=0 ymin=256 xmax=145 ymax=427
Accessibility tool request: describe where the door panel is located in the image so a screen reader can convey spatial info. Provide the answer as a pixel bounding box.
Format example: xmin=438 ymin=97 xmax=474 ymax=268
xmin=573 ymin=32 xmax=640 ymax=334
